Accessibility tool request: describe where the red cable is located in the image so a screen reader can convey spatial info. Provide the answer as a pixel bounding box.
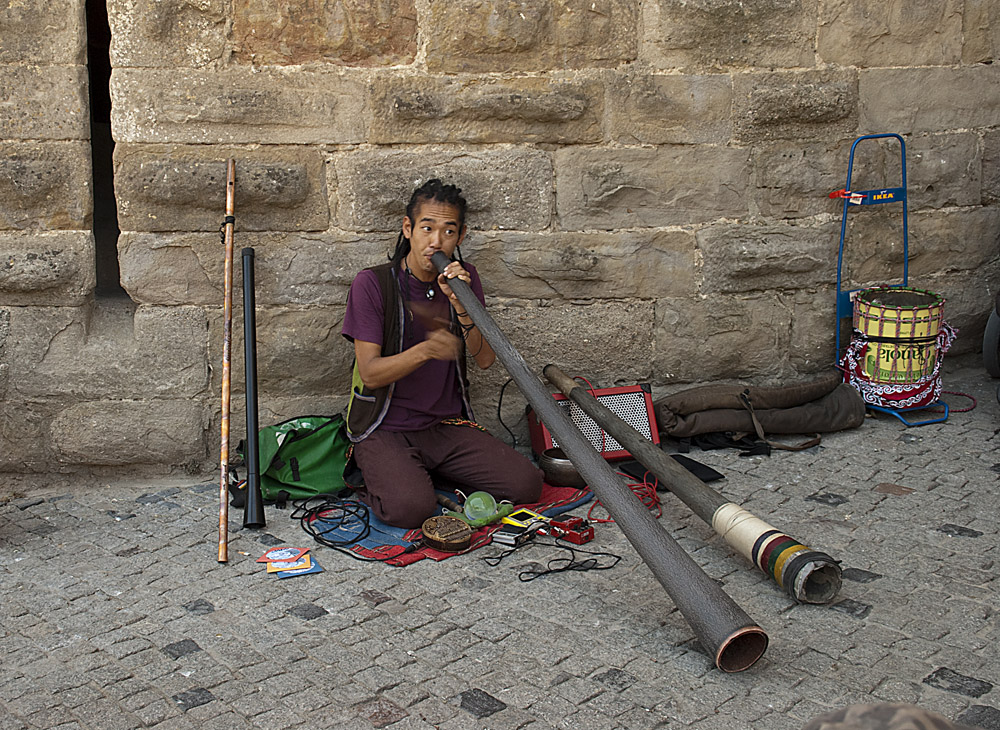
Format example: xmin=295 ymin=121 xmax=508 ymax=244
xmin=586 ymin=470 xmax=661 ymax=523
xmin=939 ymin=391 xmax=977 ymax=413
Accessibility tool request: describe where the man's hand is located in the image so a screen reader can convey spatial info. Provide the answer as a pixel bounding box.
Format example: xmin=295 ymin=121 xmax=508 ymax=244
xmin=438 ymin=260 xmax=471 ymax=303
xmin=354 ymin=325 xmax=462 ymax=390
xmin=434 ymin=261 xmax=497 ymax=371
xmin=422 ymin=328 xmax=461 ymax=362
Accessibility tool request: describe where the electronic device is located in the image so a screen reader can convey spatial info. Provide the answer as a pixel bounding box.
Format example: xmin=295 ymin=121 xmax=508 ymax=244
xmin=617 ymin=456 xmax=725 ymax=487
xmin=501 ymin=507 xmax=548 ymax=528
xmin=492 ymin=523 xmax=533 ymax=547
xmin=539 ymin=516 xmax=594 ymax=545
xmin=527 ymin=383 xmax=659 ymax=461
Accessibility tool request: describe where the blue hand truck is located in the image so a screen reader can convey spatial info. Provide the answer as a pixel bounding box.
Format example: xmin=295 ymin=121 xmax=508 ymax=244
xmin=833 ymin=133 xmax=948 ymax=427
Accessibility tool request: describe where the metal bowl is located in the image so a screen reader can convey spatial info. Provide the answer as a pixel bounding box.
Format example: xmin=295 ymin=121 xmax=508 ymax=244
xmin=538 ymin=448 xmax=586 ymax=487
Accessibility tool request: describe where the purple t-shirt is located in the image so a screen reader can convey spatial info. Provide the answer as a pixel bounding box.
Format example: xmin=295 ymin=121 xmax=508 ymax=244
xmin=342 ymin=263 xmax=486 ymax=432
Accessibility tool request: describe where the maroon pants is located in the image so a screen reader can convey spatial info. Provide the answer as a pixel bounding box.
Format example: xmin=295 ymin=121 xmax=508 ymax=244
xmin=351 ymin=423 xmax=544 ymax=529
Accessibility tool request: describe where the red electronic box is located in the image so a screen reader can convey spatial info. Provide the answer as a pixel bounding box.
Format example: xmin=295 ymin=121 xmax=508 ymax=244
xmin=527 ymin=383 xmax=659 ymax=461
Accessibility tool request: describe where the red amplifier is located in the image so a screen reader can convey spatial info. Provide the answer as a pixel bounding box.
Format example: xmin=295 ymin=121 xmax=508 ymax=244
xmin=527 ymin=383 xmax=659 ymax=461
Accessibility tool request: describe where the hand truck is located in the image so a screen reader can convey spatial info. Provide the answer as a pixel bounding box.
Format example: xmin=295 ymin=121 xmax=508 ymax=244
xmin=833 ymin=133 xmax=949 ymax=426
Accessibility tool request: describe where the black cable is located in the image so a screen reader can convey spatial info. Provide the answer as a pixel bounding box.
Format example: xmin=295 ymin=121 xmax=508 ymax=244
xmin=496 ymin=378 xmax=518 ymax=447
xmin=518 ymin=538 xmax=622 ymax=582
xmin=482 ymin=535 xmax=622 ymax=580
xmin=292 ymin=496 xmax=420 ymax=564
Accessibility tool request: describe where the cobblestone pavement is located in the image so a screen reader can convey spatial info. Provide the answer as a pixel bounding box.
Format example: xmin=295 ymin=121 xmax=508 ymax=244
xmin=2 ymin=356 xmax=998 ymax=730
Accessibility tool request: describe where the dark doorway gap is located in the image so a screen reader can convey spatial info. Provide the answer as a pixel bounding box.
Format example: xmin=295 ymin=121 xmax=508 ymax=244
xmin=86 ymin=0 xmax=127 ymax=298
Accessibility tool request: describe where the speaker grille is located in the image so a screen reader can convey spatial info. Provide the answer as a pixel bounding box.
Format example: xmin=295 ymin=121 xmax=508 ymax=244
xmin=549 ymin=391 xmax=654 ymax=454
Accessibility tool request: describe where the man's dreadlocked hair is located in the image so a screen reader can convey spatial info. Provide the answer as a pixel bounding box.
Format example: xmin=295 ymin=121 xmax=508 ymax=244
xmin=389 ymin=178 xmax=468 ymax=268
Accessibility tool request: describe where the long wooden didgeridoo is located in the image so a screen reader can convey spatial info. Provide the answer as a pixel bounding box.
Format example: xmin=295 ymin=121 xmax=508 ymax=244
xmin=218 ymin=159 xmax=236 ymax=563
xmin=543 ymin=364 xmax=842 ymax=604
xmin=431 ymin=251 xmax=767 ymax=672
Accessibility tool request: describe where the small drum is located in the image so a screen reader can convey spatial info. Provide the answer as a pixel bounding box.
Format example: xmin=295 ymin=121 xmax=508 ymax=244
xmin=841 ymin=286 xmax=956 ymax=410
xmin=421 ymin=515 xmax=472 ymax=552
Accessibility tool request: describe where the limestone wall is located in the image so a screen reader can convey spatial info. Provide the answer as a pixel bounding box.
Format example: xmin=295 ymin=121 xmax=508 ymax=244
xmin=1 ymin=0 xmax=998 ymax=474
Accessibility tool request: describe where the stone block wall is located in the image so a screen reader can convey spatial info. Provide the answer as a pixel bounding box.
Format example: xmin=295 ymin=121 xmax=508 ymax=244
xmin=1 ymin=0 xmax=998 ymax=474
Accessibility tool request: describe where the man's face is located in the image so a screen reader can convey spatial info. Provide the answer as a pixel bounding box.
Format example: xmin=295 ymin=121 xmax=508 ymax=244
xmin=402 ymin=200 xmax=465 ymax=281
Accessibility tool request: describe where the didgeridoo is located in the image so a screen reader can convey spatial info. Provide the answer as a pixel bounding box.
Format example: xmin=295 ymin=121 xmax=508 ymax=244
xmin=431 ymin=251 xmax=767 ymax=672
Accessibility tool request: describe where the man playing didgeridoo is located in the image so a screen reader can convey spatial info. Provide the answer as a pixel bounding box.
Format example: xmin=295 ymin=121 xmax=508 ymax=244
xmin=342 ymin=179 xmax=543 ymax=528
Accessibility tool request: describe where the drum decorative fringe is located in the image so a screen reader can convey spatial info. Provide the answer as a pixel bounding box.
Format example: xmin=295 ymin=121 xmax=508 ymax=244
xmin=840 ymin=286 xmax=957 ymax=410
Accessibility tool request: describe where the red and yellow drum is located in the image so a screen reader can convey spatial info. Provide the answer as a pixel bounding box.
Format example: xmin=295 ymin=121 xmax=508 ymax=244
xmin=841 ymin=286 xmax=956 ymax=410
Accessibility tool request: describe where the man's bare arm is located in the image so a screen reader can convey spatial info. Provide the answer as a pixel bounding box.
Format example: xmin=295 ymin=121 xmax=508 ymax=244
xmin=354 ymin=332 xmax=461 ymax=390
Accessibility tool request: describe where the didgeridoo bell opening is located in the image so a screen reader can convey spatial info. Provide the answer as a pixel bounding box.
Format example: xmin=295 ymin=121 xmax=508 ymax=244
xmin=717 ymin=626 xmax=769 ymax=673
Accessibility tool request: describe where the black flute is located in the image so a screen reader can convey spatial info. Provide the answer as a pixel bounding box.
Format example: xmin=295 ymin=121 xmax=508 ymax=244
xmin=241 ymin=247 xmax=265 ymax=528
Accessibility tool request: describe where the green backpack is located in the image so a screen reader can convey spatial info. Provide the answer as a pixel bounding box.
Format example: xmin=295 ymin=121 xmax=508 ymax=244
xmin=239 ymin=415 xmax=350 ymax=503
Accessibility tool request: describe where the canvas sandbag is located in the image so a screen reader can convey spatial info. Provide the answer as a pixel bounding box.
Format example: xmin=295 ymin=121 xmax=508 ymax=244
xmin=656 ymin=369 xmax=843 ymax=417
xmin=656 ymin=383 xmax=866 ymax=439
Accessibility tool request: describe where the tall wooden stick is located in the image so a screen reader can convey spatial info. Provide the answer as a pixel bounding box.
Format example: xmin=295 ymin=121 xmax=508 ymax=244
xmin=218 ymin=159 xmax=236 ymax=563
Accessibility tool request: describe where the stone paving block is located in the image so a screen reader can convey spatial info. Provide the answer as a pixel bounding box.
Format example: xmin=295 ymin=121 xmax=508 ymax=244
xmin=278 ymin=686 xmax=339 ymax=716
xmin=447 ymin=655 xmax=499 ymax=680
xmin=70 ymin=699 xmax=145 ymax=730
xmin=871 ymin=678 xmax=925 ymax=705
xmin=757 ymin=710 xmax=806 ymax=730
xmin=196 ymin=712 xmax=256 ymax=730
xmin=146 ymin=715 xmax=199 ymax=729
xmin=353 ymin=664 xmax=403 ymax=693
xmin=611 ymin=704 xmax=669 ymax=729
xmin=6 ymin=688 xmax=57 ymax=715
xmin=550 ymin=674 xmax=604 ymax=706
xmin=584 ymin=689 xmax=639 ymax=722
xmin=468 ymin=617 xmax=514 ymax=644
xmin=21 ymin=707 xmax=71 ymax=729
xmin=373 ymin=645 xmax=422 ymax=672
xmin=412 ymin=640 xmax=467 ymax=670
xmin=923 ymin=667 xmax=995 ymax=698
xmin=236 ymin=705 xmax=307 ymax=729
xmin=526 ymin=691 xmax=579 ymax=720
xmin=379 ymin=681 xmax=431 ymax=711
xmin=652 ymin=694 xmax=716 ymax=725
xmin=184 ymin=687 xmax=226 ymax=724
xmin=958 ymin=705 xmax=1000 ymax=730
